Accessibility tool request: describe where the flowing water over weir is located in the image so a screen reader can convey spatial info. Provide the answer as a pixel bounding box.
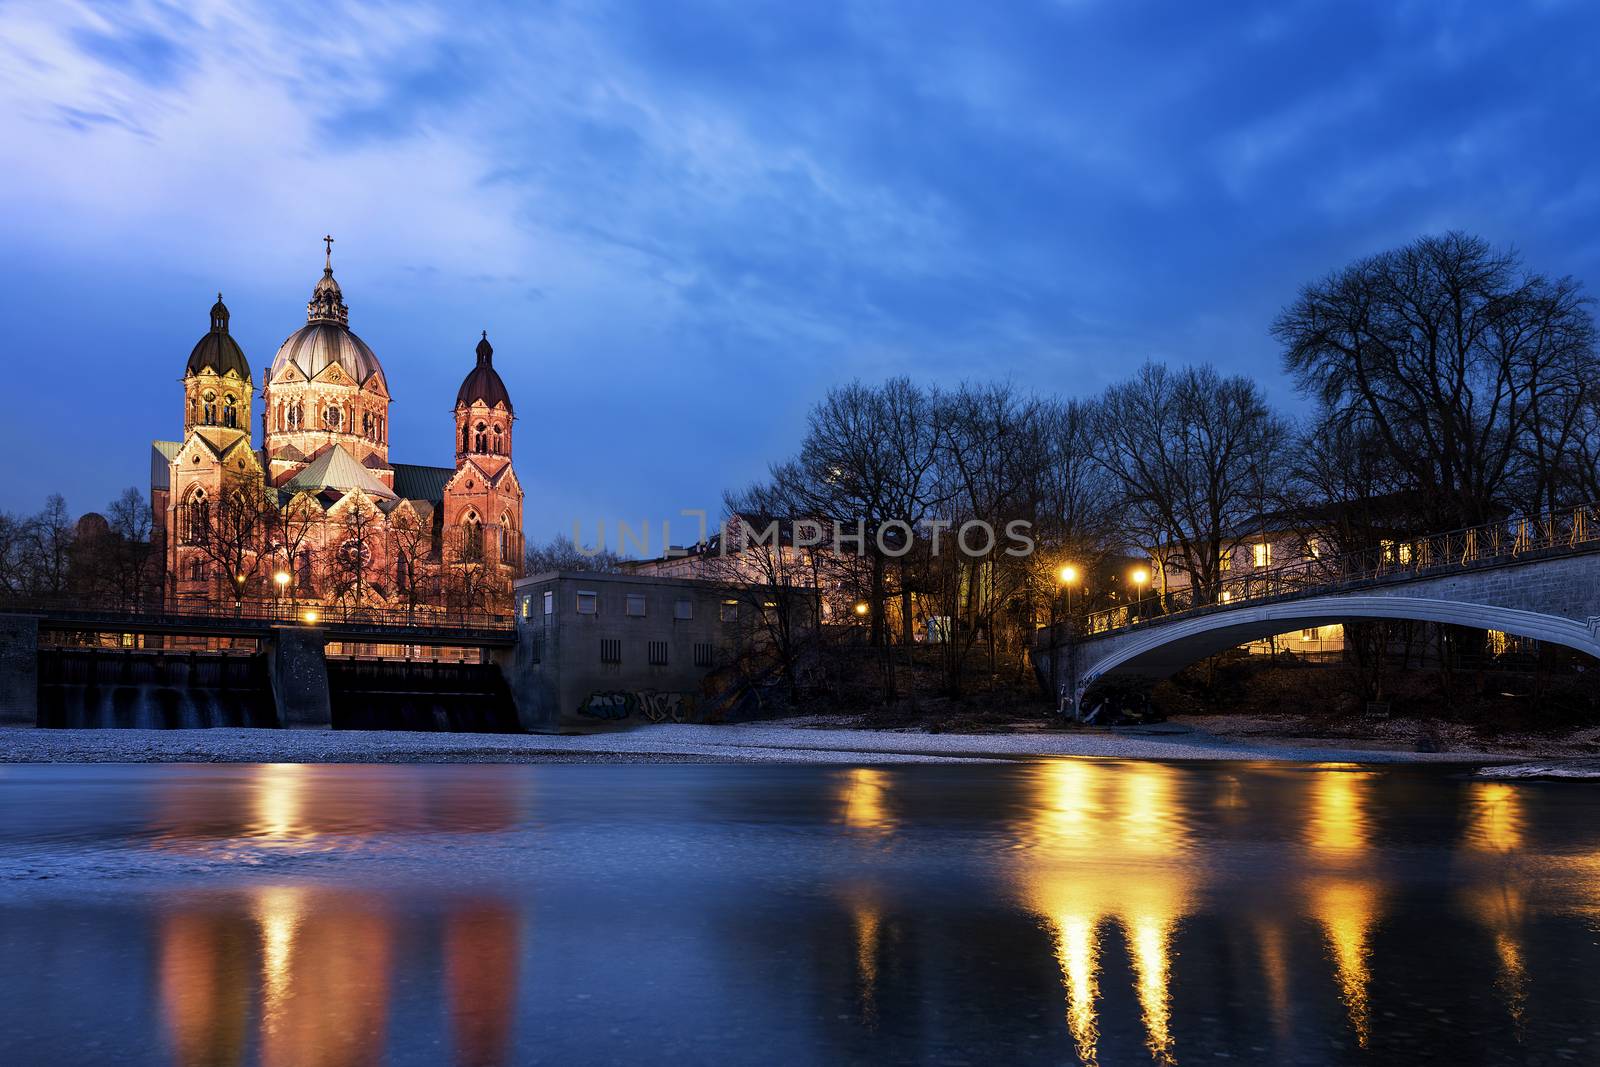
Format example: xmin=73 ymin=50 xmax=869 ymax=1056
xmin=37 ymin=649 xmax=277 ymax=728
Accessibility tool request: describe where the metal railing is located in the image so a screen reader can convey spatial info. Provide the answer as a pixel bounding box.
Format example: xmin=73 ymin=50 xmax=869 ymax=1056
xmin=1077 ymin=500 xmax=1600 ymax=639
xmin=0 ymin=595 xmax=517 ymax=641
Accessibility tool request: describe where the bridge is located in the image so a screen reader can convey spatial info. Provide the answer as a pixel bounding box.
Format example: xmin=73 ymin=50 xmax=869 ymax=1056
xmin=1034 ymin=503 xmax=1600 ymax=716
xmin=0 ymin=600 xmax=518 ymax=730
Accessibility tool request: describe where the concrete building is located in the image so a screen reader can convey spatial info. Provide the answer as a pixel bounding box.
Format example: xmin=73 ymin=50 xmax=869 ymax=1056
xmin=509 ymin=570 xmax=773 ymax=730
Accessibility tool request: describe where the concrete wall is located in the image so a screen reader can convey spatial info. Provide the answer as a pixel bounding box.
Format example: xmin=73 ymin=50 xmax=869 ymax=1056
xmin=267 ymin=625 xmax=332 ymax=728
xmin=1044 ymin=550 xmax=1600 ymax=711
xmin=0 ymin=615 xmax=38 ymax=726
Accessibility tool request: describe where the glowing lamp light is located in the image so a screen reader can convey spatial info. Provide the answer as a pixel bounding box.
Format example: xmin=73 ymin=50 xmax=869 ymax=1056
xmin=301 ymin=609 xmax=319 ymax=624
xmin=1131 ymin=567 xmax=1150 ymax=586
xmin=273 ymin=571 xmax=291 ymax=587
xmin=1058 ymin=564 xmax=1080 ymax=585
xmin=853 ymin=602 xmax=869 ymax=617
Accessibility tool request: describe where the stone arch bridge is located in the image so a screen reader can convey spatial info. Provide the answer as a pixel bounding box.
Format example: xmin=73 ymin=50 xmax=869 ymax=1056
xmin=1035 ymin=505 xmax=1600 ymax=716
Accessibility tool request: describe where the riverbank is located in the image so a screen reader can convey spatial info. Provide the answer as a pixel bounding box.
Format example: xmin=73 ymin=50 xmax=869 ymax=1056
xmin=0 ymin=719 xmax=1526 ymax=766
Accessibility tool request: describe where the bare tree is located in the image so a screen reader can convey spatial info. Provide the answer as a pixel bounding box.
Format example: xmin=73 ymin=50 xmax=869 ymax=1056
xmin=1094 ymin=363 xmax=1290 ymax=607
xmin=525 ymin=533 xmax=623 ymax=574
xmin=1273 ymin=231 xmax=1599 ymax=527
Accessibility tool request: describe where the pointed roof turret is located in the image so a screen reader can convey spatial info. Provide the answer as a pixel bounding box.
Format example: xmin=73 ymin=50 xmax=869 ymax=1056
xmin=455 ymin=331 xmax=513 ymax=412
xmin=185 ymin=292 xmax=251 ymax=379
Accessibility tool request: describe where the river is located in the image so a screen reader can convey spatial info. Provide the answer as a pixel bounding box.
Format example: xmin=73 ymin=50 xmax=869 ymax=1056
xmin=0 ymin=760 xmax=1595 ymax=1064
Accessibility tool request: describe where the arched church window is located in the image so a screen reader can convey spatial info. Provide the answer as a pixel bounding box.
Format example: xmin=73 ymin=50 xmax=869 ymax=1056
xmin=395 ymin=554 xmax=408 ymax=592
xmin=362 ymin=411 xmax=373 ymax=438
xmin=474 ymin=421 xmax=488 ymax=453
xmin=202 ymin=392 xmax=217 ymax=425
xmin=325 ymin=405 xmax=342 ymax=430
xmin=463 ymin=512 xmax=483 ymax=560
xmin=184 ymin=488 xmax=208 ymax=544
xmin=492 ymin=424 xmax=504 ymax=454
xmin=223 ymin=394 xmax=238 ymax=428
xmin=189 ymin=558 xmax=204 ymax=583
xmin=291 ymin=401 xmax=303 ymax=431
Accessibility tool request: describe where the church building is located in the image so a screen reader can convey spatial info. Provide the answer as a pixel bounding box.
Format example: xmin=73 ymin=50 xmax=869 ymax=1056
xmin=151 ymin=239 xmax=524 ymax=618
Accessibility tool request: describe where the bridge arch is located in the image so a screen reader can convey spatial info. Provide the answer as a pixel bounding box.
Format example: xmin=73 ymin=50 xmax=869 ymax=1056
xmin=1078 ymin=595 xmax=1600 ymax=695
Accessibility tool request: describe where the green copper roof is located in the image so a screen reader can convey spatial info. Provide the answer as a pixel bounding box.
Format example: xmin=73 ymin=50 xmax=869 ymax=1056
xmin=286 ymin=444 xmax=397 ymax=499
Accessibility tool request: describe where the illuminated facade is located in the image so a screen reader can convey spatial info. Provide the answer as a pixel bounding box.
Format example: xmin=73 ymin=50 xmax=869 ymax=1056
xmin=151 ymin=241 xmax=523 ymax=617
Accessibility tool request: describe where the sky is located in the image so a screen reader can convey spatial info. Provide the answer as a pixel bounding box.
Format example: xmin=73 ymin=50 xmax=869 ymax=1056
xmin=2 ymin=0 xmax=1599 ymax=546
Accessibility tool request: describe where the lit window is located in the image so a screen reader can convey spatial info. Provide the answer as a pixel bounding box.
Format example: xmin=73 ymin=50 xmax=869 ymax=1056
xmin=1220 ymin=590 xmax=1233 ymax=604
xmin=1252 ymin=543 xmax=1271 ymax=569
xmin=520 ymin=596 xmax=530 ymax=619
xmin=543 ymin=591 xmax=554 ymax=615
xmin=1301 ymin=628 xmax=1318 ymax=641
xmin=674 ymin=599 xmax=693 ymax=620
xmin=625 ymin=593 xmax=647 ymax=617
xmin=576 ymin=591 xmax=598 ymax=615
xmin=720 ymin=599 xmax=738 ymax=622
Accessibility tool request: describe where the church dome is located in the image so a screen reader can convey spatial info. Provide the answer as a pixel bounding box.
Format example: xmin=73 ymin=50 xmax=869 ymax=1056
xmin=268 ymin=243 xmax=386 ymax=388
xmin=455 ymin=332 xmax=512 ymax=412
xmin=185 ymin=294 xmax=251 ymax=379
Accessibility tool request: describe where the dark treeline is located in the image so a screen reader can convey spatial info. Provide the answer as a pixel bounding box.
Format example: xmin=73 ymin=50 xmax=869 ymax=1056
xmin=0 ymin=488 xmax=158 ymax=608
xmin=722 ymin=232 xmax=1600 ymax=705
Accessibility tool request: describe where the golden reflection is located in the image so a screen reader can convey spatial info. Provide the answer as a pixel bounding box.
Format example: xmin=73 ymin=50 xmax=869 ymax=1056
xmin=446 ymin=902 xmax=522 ymax=1067
xmin=846 ymin=892 xmax=884 ymax=1027
xmin=159 ymin=908 xmax=251 ymax=1067
xmin=1307 ymin=768 xmax=1373 ymax=857
xmin=1310 ymin=878 xmax=1380 ymax=1048
xmin=1254 ymin=920 xmax=1292 ymax=1038
xmin=1466 ymin=783 xmax=1525 ymax=854
xmin=250 ymin=764 xmax=315 ymax=845
xmin=839 ymin=768 xmax=893 ymax=833
xmin=1023 ymin=761 xmax=1191 ymax=1065
xmin=1464 ymin=880 xmax=1529 ymax=1032
xmin=1125 ymin=911 xmax=1177 ymax=1064
xmin=255 ymin=889 xmax=394 ymax=1067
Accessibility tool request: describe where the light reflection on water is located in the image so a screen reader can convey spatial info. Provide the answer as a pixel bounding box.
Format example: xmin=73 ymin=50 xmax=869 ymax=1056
xmin=1 ymin=760 xmax=1598 ymax=1064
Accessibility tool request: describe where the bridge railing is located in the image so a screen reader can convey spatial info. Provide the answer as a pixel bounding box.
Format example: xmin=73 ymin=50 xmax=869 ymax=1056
xmin=1078 ymin=500 xmax=1600 ymax=638
xmin=0 ymin=595 xmax=517 ymax=637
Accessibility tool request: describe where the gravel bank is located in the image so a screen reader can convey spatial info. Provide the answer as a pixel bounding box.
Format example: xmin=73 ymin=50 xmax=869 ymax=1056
xmin=0 ymin=721 xmax=1519 ymax=766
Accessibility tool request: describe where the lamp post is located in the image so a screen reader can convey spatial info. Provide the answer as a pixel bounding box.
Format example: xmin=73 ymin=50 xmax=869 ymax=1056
xmin=1130 ymin=566 xmax=1150 ymax=620
xmin=273 ymin=570 xmax=290 ymax=620
xmin=233 ymin=573 xmax=246 ymax=618
xmin=1051 ymin=563 xmax=1081 ymax=715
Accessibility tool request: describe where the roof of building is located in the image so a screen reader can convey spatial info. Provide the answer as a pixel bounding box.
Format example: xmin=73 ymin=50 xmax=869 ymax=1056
xmin=392 ymin=462 xmax=454 ymax=503
xmin=455 ymin=332 xmax=513 ymax=413
xmin=185 ymin=295 xmax=251 ymax=379
xmin=286 ymin=444 xmax=397 ymax=499
xmin=268 ymin=249 xmax=386 ymax=388
xmin=150 ymin=440 xmax=180 ymax=491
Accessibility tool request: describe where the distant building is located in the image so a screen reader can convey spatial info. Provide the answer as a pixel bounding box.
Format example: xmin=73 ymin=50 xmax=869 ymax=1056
xmin=511 ymin=569 xmax=811 ymax=729
xmin=150 ymin=239 xmax=524 ymax=617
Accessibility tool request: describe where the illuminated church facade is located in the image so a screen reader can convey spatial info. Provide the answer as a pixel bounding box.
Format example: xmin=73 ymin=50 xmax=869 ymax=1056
xmin=151 ymin=239 xmax=524 ymax=617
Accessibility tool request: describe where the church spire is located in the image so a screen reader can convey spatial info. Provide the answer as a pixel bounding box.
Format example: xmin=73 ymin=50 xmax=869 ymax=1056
xmin=306 ymin=235 xmax=349 ymax=326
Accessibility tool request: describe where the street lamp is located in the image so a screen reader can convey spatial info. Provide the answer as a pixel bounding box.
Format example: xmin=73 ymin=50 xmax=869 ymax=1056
xmin=273 ymin=570 xmax=290 ymax=620
xmin=853 ymin=601 xmax=869 ymax=618
xmin=1050 ymin=563 xmax=1081 ymax=715
xmin=302 ymin=608 xmax=319 ymax=625
xmin=1130 ymin=566 xmax=1150 ymax=619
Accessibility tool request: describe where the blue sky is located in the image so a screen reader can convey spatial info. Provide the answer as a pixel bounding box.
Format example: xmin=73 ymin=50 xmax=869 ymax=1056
xmin=2 ymin=0 xmax=1598 ymax=543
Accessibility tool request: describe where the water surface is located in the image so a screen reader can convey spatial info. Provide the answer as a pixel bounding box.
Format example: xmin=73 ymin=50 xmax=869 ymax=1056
xmin=1 ymin=760 xmax=1597 ymax=1064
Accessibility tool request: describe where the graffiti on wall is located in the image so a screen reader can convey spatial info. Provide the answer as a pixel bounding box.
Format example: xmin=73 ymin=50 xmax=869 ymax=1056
xmin=577 ymin=690 xmax=697 ymax=724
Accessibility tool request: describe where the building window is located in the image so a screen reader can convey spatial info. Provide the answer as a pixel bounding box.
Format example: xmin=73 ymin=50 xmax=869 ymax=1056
xmin=474 ymin=421 xmax=488 ymax=453
xmin=325 ymin=405 xmax=342 ymax=429
xmin=492 ymin=424 xmax=504 ymax=453
xmin=519 ymin=595 xmax=529 ymax=619
xmin=720 ymin=599 xmax=738 ymax=622
xmin=202 ymin=391 xmax=217 ymax=425
xmin=543 ymin=591 xmax=554 ymax=615
xmin=223 ymin=394 xmax=237 ymax=428
xmin=625 ymin=593 xmax=647 ymax=617
xmin=576 ymin=591 xmax=598 ymax=615
xmin=528 ymin=634 xmax=543 ymax=664
xmin=600 ymin=637 xmax=621 ymax=663
xmin=693 ymin=643 xmax=714 ymax=668
xmin=648 ymin=640 xmax=668 ymax=666
xmin=1252 ymin=543 xmax=1271 ymax=569
xmin=1301 ymin=628 xmax=1319 ymax=642
xmin=1218 ymin=551 xmax=1231 ymax=573
xmin=674 ymin=599 xmax=693 ymax=620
